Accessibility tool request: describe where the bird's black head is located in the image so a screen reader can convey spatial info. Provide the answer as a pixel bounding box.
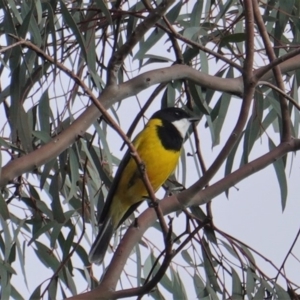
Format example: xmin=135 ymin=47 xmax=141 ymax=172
xmin=150 ymin=107 xmax=199 ymax=151
xmin=151 ymin=107 xmax=193 ymax=123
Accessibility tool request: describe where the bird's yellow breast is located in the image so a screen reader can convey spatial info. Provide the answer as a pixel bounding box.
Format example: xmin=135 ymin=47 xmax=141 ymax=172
xmin=109 ymin=119 xmax=181 ymax=225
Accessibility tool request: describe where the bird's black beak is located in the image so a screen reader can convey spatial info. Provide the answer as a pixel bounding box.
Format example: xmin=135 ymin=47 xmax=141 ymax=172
xmin=188 ymin=116 xmax=200 ymax=122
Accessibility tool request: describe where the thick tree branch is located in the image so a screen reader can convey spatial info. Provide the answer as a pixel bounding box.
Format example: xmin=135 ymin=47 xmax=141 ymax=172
xmin=1 ymin=39 xmax=300 ymax=187
xmin=0 ymin=61 xmax=242 ymax=187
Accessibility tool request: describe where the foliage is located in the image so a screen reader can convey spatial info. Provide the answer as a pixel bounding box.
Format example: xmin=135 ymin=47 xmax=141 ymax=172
xmin=0 ymin=0 xmax=300 ymax=299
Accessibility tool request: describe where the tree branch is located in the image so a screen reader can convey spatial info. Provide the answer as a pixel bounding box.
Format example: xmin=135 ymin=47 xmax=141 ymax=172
xmin=0 ymin=61 xmax=242 ymax=187
xmin=1 ymin=39 xmax=300 ymax=188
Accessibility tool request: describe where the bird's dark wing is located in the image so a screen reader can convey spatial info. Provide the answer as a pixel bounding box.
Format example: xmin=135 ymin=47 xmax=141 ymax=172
xmin=117 ymin=199 xmax=143 ymax=228
xmin=99 ymin=149 xmax=145 ymax=228
xmin=98 ymin=148 xmax=132 ymax=224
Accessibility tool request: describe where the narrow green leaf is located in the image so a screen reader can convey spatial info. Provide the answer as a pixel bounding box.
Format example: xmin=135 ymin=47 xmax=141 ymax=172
xmin=0 ymin=193 xmax=9 ymax=220
xmin=170 ymin=266 xmax=188 ymax=300
xmin=143 ymin=252 xmax=157 ymax=280
xmin=62 ymin=227 xmax=75 ymax=260
xmin=142 ymin=54 xmax=173 ymax=66
xmin=29 ymin=283 xmax=42 ymax=300
xmin=35 ymin=200 xmax=53 ymax=219
xmin=268 ymin=138 xmax=288 ymax=211
xmin=191 ymin=0 xmax=204 ymax=26
xmin=40 ymin=158 xmax=56 ymax=190
xmin=292 ymin=77 xmax=300 ymax=137
xmin=0 ymin=137 xmax=10 ymax=148
xmin=213 ymin=68 xmax=233 ymax=146
xmin=261 ymin=278 xmax=273 ymax=295
xmin=49 ymin=173 xmax=65 ymax=223
xmin=18 ymin=107 xmax=33 ymax=153
xmin=94 ymin=0 xmax=112 ymax=25
xmin=231 ymin=268 xmax=243 ymax=299
xmin=160 ymin=272 xmax=173 ymax=295
xmin=45 ymin=2 xmax=57 ymax=68
xmin=18 ymin=6 xmax=33 ymax=39
xmin=188 ymin=81 xmax=210 ymax=115
xmin=277 ymin=0 xmax=295 ymax=42
xmin=73 ymin=244 xmax=89 ymax=267
xmin=161 ymin=83 xmax=176 ymax=108
xmin=0 ymin=258 xmax=16 ymax=274
xmin=220 ymin=240 xmax=239 ymax=260
xmin=38 ymin=89 xmax=51 ymax=134
xmin=205 ymin=282 xmax=219 ymax=300
xmin=0 ymin=215 xmax=12 ymax=260
xmin=183 ymin=27 xmax=203 ymax=40
xmin=181 ymin=249 xmax=193 ymax=266
xmin=10 ymin=284 xmax=24 ymax=300
xmin=48 ymin=277 xmax=58 ymax=300
xmin=274 ymin=282 xmax=290 ymax=299
xmin=253 ymin=284 xmax=265 ymax=300
xmin=242 ymin=89 xmax=264 ymax=165
xmin=67 ymin=147 xmax=80 ymax=202
xmin=6 ymin=0 xmax=23 ymax=24
xmin=216 ymin=0 xmax=234 ymax=21
xmin=65 ymin=266 xmax=77 ymax=294
xmin=224 ymin=132 xmax=244 ymax=197
xmin=246 ymin=268 xmax=255 ymax=298
xmin=93 ymin=122 xmax=113 ymax=179
xmin=239 ymin=243 xmax=256 ymax=269
xmin=201 ymin=240 xmax=221 ymax=292
xmin=220 ymin=33 xmax=247 ymax=46
xmin=134 ymin=0 xmax=182 ymax=60
xmin=59 ymin=0 xmax=87 ymax=61
xmin=34 ymin=241 xmax=60 ymax=270
xmin=262 ymin=108 xmax=277 ymax=131
xmin=29 ymin=9 xmax=42 ymax=46
xmin=193 ymin=273 xmax=208 ymax=298
xmin=50 ymin=210 xmax=75 ymax=248
xmin=16 ymin=240 xmax=29 ymax=290
xmin=28 ymin=220 xmax=56 ymax=245
xmin=0 ymin=265 xmax=11 ymax=299
xmin=189 ymin=206 xmax=207 ymax=223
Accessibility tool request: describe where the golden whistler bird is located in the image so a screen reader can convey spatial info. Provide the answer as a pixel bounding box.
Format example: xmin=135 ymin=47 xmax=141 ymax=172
xmin=89 ymin=107 xmax=199 ymax=264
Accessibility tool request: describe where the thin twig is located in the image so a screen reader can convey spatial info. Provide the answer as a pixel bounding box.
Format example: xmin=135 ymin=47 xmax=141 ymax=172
xmin=258 ymin=80 xmax=300 ymax=111
xmin=275 ymin=227 xmax=300 ymax=282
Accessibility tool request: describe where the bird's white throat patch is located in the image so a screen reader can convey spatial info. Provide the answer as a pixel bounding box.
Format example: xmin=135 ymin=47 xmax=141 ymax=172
xmin=171 ymin=119 xmax=191 ymax=138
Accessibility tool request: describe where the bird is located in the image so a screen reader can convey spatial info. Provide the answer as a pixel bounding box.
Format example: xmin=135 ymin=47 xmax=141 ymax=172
xmin=89 ymin=107 xmax=199 ymax=264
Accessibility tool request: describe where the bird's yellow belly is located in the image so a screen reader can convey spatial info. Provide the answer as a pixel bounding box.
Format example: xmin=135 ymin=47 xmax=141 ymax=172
xmin=109 ymin=119 xmax=182 ymax=225
xmin=128 ymin=144 xmax=179 ymax=199
xmin=117 ymin=137 xmax=180 ymax=204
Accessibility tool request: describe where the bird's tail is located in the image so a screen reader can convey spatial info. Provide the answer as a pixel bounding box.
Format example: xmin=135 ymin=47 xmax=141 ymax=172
xmin=89 ymin=216 xmax=114 ymax=265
